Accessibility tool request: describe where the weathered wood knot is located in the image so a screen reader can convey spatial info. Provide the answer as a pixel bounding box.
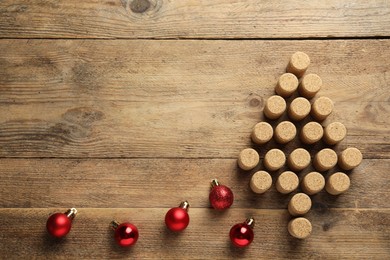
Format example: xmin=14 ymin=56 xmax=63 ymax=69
xmin=130 ymin=0 xmax=151 ymax=13
xmin=322 ymin=222 xmax=332 ymax=231
xmin=249 ymin=98 xmax=261 ymax=107
xmin=247 ymin=93 xmax=264 ymax=108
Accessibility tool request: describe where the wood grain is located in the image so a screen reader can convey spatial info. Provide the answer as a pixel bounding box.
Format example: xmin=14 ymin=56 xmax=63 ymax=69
xmin=1 ymin=40 xmax=389 ymax=158
xmin=0 ymin=0 xmax=389 ymax=39
xmin=0 ymin=158 xmax=387 ymax=209
xmin=1 ymin=1 xmax=389 ymax=258
xmin=1 ymin=208 xmax=389 ymax=259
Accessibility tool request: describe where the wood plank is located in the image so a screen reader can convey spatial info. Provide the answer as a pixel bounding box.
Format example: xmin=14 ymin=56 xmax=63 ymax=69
xmin=0 ymin=208 xmax=388 ymax=259
xmin=0 ymin=158 xmax=388 ymax=209
xmin=1 ymin=40 xmax=389 ymax=158
xmin=0 ymin=0 xmax=389 ymax=39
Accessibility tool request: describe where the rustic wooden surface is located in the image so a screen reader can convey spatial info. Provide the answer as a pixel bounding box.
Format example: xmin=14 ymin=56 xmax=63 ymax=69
xmin=0 ymin=0 xmax=389 ymax=39
xmin=0 ymin=0 xmax=389 ymax=259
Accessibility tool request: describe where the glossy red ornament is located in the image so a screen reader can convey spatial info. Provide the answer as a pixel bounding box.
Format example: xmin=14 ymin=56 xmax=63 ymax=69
xmin=111 ymin=221 xmax=139 ymax=247
xmin=209 ymin=179 xmax=234 ymax=210
xmin=46 ymin=208 xmax=77 ymax=238
xmin=229 ymin=218 xmax=255 ymax=248
xmin=165 ymin=201 xmax=190 ymax=232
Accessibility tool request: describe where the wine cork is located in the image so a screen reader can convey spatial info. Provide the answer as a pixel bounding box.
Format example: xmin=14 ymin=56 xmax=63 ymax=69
xmin=288 ymin=217 xmax=312 ymax=239
xmin=313 ymin=148 xmax=338 ymax=172
xmin=287 ymin=148 xmax=311 ymax=171
xmin=250 ymin=170 xmax=272 ymax=194
xmin=274 ymin=121 xmax=296 ymax=144
xmin=263 ymin=95 xmax=287 ymax=120
xmin=238 ymin=148 xmax=259 ymax=171
xmin=275 ymin=73 xmax=299 ymax=97
xmin=276 ymin=171 xmax=299 ymax=194
xmin=264 ymin=148 xmax=286 ymax=171
xmin=301 ymin=172 xmax=325 ymax=195
xmin=288 ymin=97 xmax=311 ymax=121
xmin=251 ymin=122 xmax=273 ymax=144
xmin=288 ymin=193 xmax=312 ymax=216
xmin=300 ymin=121 xmax=323 ymax=144
xmin=286 ymin=51 xmax=310 ymax=78
xmin=338 ymin=147 xmax=363 ymax=170
xmin=299 ymin=73 xmax=322 ymax=99
xmin=323 ymin=122 xmax=347 ymax=145
xmin=311 ymin=96 xmax=334 ymax=121
xmin=326 ymin=172 xmax=350 ymax=195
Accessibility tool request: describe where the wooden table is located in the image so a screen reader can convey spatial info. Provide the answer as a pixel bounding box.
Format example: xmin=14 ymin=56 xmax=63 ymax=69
xmin=1 ymin=0 xmax=389 ymax=258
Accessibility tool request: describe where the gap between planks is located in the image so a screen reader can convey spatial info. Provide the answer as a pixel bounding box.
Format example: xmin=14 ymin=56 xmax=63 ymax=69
xmin=1 ymin=36 xmax=390 ymax=41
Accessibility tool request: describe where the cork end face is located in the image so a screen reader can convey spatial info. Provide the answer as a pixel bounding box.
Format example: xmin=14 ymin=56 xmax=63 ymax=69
xmin=250 ymin=171 xmax=272 ymax=194
xmin=276 ymin=73 xmax=299 ymax=97
xmin=339 ymin=147 xmax=363 ymax=170
xmin=288 ymin=148 xmax=311 ymax=171
xmin=288 ymin=193 xmax=312 ymax=216
xmin=301 ymin=121 xmax=323 ymax=144
xmin=288 ymin=97 xmax=311 ymax=121
xmin=312 ymin=96 xmax=333 ymax=121
xmin=299 ymin=74 xmax=322 ymax=98
xmin=302 ymin=172 xmax=325 ymax=195
xmin=287 ymin=52 xmax=311 ymax=78
xmin=324 ymin=122 xmax=347 ymax=145
xmin=238 ymin=148 xmax=260 ymax=171
xmin=276 ymin=171 xmax=299 ymax=194
xmin=264 ymin=95 xmax=287 ymax=119
xmin=251 ymin=122 xmax=273 ymax=144
xmin=264 ymin=149 xmax=286 ymax=171
xmin=326 ymin=172 xmax=350 ymax=195
xmin=288 ymin=217 xmax=312 ymax=239
xmin=314 ymin=148 xmax=338 ymax=171
xmin=275 ymin=121 xmax=297 ymax=144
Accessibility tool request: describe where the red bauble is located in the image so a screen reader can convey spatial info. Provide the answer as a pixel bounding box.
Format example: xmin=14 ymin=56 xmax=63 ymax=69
xmin=209 ymin=179 xmax=234 ymax=210
xmin=229 ymin=218 xmax=255 ymax=248
xmin=113 ymin=222 xmax=139 ymax=247
xmin=46 ymin=208 xmax=77 ymax=238
xmin=165 ymin=201 xmax=190 ymax=232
